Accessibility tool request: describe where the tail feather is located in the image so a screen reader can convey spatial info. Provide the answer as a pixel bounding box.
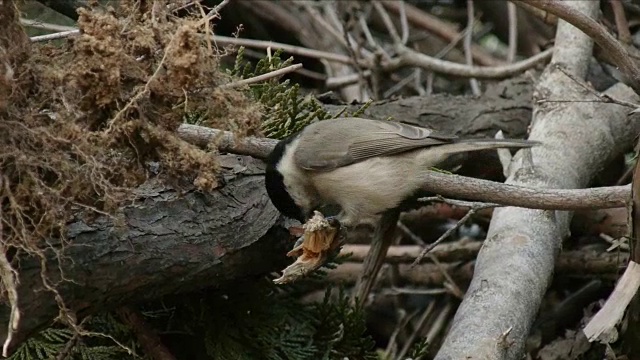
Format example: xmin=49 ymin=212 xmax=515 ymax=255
xmin=434 ymin=138 xmax=539 ymax=155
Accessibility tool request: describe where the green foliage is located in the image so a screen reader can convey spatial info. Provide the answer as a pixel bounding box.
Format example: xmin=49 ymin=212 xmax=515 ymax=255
xmin=8 ymin=314 xmax=141 ymax=360
xmin=229 ymin=47 xmax=372 ymax=139
xmin=406 ymin=338 xmax=430 ymax=360
xmin=146 ymin=276 xmax=378 ymax=360
xmin=310 ymin=289 xmax=377 ymax=360
xmin=9 ymin=328 xmax=73 ymax=360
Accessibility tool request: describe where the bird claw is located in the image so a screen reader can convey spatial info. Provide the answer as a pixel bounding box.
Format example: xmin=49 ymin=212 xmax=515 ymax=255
xmin=325 ymin=215 xmax=341 ymax=229
xmin=292 ymin=236 xmax=305 ymax=249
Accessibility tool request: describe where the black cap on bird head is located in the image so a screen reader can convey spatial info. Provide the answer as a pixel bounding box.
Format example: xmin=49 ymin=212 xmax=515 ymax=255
xmin=265 ymin=136 xmax=306 ymax=223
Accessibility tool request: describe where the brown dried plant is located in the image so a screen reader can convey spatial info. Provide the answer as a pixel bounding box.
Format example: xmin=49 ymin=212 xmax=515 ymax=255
xmin=0 ymin=0 xmax=263 ymax=348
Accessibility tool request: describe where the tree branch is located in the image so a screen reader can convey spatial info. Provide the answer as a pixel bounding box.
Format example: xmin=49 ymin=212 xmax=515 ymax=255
xmin=512 ymin=0 xmax=640 ymax=93
xmin=177 ymin=123 xmax=632 ymax=211
xmin=325 ymin=249 xmax=626 ymax=286
xmin=435 ymin=1 xmax=639 ymax=358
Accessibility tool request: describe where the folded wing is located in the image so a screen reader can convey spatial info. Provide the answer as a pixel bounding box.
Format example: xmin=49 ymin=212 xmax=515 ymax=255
xmin=293 ymin=118 xmax=458 ymax=171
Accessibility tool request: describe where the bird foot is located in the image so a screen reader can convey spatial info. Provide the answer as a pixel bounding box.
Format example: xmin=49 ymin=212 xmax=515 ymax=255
xmin=292 ymin=236 xmax=305 ymax=249
xmin=324 ymin=215 xmax=341 ymax=229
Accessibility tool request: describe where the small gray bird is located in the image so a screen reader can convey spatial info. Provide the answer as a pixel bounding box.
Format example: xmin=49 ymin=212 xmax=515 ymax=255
xmin=265 ymin=117 xmax=538 ymax=228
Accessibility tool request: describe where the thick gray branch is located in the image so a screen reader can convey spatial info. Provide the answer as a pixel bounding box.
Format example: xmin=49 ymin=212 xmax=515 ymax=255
xmin=435 ymin=2 xmax=639 ymax=359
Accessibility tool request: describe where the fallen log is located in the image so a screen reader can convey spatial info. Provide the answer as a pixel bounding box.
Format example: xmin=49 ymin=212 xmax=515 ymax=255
xmin=0 ymin=154 xmax=291 ymax=353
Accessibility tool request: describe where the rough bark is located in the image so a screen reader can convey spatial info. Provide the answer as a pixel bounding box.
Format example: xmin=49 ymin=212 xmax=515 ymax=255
xmin=0 ymin=155 xmax=291 ymax=354
xmin=435 ymin=2 xmax=640 ymax=359
xmin=323 ymin=76 xmax=535 ymax=140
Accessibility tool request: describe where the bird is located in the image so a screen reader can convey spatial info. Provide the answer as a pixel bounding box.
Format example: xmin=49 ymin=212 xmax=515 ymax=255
xmin=265 ymin=117 xmax=538 ymax=230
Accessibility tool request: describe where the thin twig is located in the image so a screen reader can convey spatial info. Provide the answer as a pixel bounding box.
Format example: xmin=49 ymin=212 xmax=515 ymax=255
xmin=464 ymin=0 xmax=481 ymax=95
xmin=382 ymin=0 xmax=502 ymax=66
xmin=325 ymin=249 xmax=627 ymax=286
xmin=0 ymin=176 xmax=20 ymax=358
xmin=22 ymin=18 xmax=354 ymax=65
xmin=55 ymin=332 xmax=80 ymax=360
xmin=396 ymin=301 xmax=437 ymax=360
xmin=512 ymin=1 xmax=558 ymax=25
xmin=20 ymin=18 xmax=76 ymax=32
xmin=30 ymin=30 xmax=79 ymax=42
xmin=342 ymin=242 xmax=484 ymax=264
xmin=424 ymin=301 xmax=454 ymax=350
xmin=507 ymin=2 xmax=519 ymax=63
xmin=511 ymin=0 xmax=640 ymax=93
xmin=219 ymin=64 xmax=303 ymax=89
xmin=422 ymin=24 xmax=473 ymax=96
xmin=373 ymin=1 xmax=402 ymax=44
xmin=412 ymin=203 xmax=495 ymax=266
xmin=196 ymin=0 xmax=230 ymax=26
xmin=419 ymin=196 xmax=499 ymax=211
xmin=610 ymin=0 xmax=632 ymax=44
xmin=428 ymin=254 xmax=465 ymax=298
xmin=387 ymin=46 xmax=553 ymax=79
xmin=357 ymin=7 xmax=391 ymax=63
xmin=383 ymin=70 xmax=420 ymax=98
xmin=397 ymin=220 xmax=426 ymax=245
xmin=398 ymin=1 xmax=409 ymax=45
xmin=359 ymin=16 xmax=380 ymax=51
xmin=554 ymin=66 xmax=639 ymax=109
xmin=213 ymin=34 xmax=354 ymax=64
xmin=419 ymin=170 xmax=630 ymax=211
xmin=384 ymin=308 xmax=418 ymax=359
xmin=303 ymin=3 xmax=352 ymax=51
xmin=385 ymin=287 xmax=449 ymax=296
xmin=326 ymin=70 xmax=372 ymax=89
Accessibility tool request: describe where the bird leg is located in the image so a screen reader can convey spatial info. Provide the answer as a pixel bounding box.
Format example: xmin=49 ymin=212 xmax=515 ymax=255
xmin=351 ymin=209 xmax=400 ymax=308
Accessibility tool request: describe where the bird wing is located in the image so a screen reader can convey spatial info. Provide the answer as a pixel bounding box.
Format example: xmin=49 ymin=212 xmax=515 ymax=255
xmin=293 ymin=118 xmax=458 ymax=171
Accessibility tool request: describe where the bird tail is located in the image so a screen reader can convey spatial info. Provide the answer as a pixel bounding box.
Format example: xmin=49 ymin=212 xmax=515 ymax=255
xmin=445 ymin=138 xmax=540 ymax=153
xmin=415 ymin=138 xmax=539 ymax=170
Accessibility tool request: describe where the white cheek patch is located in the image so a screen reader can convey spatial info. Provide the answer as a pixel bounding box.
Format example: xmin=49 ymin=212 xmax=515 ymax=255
xmin=276 ymin=139 xmax=315 ymax=213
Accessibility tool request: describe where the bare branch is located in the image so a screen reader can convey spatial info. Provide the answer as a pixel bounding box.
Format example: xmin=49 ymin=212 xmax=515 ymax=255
xmin=212 ymin=34 xmax=354 ymax=65
xmin=325 ymin=249 xmax=627 ymax=286
xmin=412 ymin=202 xmax=495 ymax=266
xmin=382 ymin=0 xmax=502 ymax=66
xmin=218 ymin=64 xmax=303 ymax=89
xmin=464 ymin=0 xmax=481 ymax=95
xmin=435 ymin=1 xmax=638 ymax=358
xmin=387 ymin=46 xmax=553 ymax=79
xmin=610 ymin=0 xmax=632 ymax=44
xmin=512 ymin=0 xmax=640 ymax=93
xmin=507 ymin=2 xmax=519 ymax=63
